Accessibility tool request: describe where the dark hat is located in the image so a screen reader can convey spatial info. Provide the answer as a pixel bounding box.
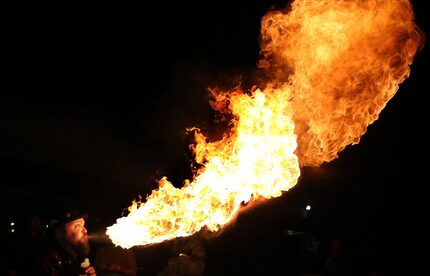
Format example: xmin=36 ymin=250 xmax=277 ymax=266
xmin=48 ymin=206 xmax=89 ymax=229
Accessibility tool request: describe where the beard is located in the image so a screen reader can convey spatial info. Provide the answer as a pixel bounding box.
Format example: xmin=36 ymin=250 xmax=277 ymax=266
xmin=75 ymin=235 xmax=90 ymax=257
xmin=60 ymin=234 xmax=91 ymax=261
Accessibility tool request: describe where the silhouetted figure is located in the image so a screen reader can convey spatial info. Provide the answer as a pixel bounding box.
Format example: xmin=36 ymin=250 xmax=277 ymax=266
xmin=2 ymin=214 xmax=46 ymax=275
xmin=19 ymin=215 xmax=45 ymax=275
xmin=323 ymin=237 xmax=351 ymax=276
xmin=157 ymin=235 xmax=206 ymax=276
xmin=95 ymin=243 xmax=137 ymax=276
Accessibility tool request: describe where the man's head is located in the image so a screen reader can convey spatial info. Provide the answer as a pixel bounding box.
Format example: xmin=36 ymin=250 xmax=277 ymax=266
xmin=50 ymin=207 xmax=90 ymax=259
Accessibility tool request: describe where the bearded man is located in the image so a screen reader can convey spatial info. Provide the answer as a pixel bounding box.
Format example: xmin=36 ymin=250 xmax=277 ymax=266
xmin=34 ymin=207 xmax=97 ymax=276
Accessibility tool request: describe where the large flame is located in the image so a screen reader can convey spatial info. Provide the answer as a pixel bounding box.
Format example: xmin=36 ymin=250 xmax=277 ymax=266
xmin=107 ymin=88 xmax=300 ymax=248
xmin=259 ymin=0 xmax=423 ymax=166
xmin=107 ymin=0 xmax=423 ymax=248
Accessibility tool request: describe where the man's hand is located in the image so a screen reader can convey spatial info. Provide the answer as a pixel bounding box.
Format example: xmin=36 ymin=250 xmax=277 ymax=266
xmin=85 ymin=266 xmax=97 ymax=275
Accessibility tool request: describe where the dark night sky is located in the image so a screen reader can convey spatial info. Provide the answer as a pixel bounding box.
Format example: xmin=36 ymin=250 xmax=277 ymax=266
xmin=1 ymin=0 xmax=429 ymax=274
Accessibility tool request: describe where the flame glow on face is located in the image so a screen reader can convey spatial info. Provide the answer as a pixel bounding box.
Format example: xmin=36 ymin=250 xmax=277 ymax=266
xmin=106 ymin=0 xmax=423 ymax=248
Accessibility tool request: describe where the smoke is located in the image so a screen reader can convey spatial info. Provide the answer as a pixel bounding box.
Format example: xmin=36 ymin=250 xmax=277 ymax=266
xmin=88 ymin=231 xmax=112 ymax=244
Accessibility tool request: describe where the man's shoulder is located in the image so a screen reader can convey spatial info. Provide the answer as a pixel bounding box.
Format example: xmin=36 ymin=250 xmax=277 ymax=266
xmin=33 ymin=238 xmax=63 ymax=263
xmin=23 ymin=238 xmax=65 ymax=275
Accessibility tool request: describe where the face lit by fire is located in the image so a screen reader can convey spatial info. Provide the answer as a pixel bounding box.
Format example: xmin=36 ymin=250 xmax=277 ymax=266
xmin=64 ymin=218 xmax=90 ymax=256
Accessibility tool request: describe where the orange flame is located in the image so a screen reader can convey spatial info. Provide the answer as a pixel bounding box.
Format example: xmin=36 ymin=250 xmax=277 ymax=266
xmin=259 ymin=0 xmax=424 ymax=166
xmin=107 ymin=88 xmax=300 ymax=248
xmin=107 ymin=0 xmax=423 ymax=248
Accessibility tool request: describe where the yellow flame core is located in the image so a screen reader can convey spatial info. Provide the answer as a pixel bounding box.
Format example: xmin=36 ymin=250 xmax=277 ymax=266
xmin=259 ymin=0 xmax=423 ymax=166
xmin=107 ymin=89 xmax=300 ymax=248
xmin=107 ymin=0 xmax=423 ymax=248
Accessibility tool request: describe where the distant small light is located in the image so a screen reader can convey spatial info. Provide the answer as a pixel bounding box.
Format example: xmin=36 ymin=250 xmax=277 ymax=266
xmin=10 ymin=222 xmax=15 ymax=226
xmin=305 ymin=205 xmax=311 ymax=211
xmin=46 ymin=224 xmax=49 ymax=228
xmin=11 ymin=229 xmax=15 ymax=233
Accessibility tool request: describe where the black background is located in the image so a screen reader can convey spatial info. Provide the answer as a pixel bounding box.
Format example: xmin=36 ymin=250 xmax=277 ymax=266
xmin=2 ymin=0 xmax=428 ymax=275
